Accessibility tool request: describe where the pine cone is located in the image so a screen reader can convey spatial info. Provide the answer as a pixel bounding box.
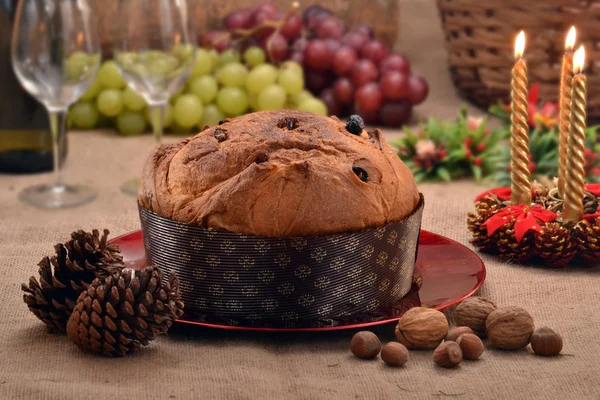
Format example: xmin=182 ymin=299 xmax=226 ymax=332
xmin=574 ymin=218 xmax=600 ymax=263
xmin=67 ymin=266 xmax=184 ymax=357
xmin=22 ymin=229 xmax=124 ymax=333
xmin=468 ymin=199 xmax=501 ymax=253
xmin=496 ymin=218 xmax=535 ymax=263
xmin=534 ymin=222 xmax=577 ymax=267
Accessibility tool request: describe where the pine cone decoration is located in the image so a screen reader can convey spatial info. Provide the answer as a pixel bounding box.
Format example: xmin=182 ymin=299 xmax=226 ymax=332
xmin=22 ymin=229 xmax=124 ymax=333
xmin=496 ymin=219 xmax=535 ymax=263
xmin=535 ymin=223 xmax=577 ymax=268
xmin=467 ymin=199 xmax=501 ymax=253
xmin=574 ymin=218 xmax=600 ymax=263
xmin=67 ymin=266 xmax=184 ymax=357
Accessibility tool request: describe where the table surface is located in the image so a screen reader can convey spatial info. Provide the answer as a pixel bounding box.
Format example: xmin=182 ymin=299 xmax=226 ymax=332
xmin=2 ymin=1 xmax=599 ymax=399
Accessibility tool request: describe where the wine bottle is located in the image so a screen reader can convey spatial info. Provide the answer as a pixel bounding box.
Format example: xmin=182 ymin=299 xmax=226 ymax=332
xmin=0 ymin=0 xmax=66 ymax=174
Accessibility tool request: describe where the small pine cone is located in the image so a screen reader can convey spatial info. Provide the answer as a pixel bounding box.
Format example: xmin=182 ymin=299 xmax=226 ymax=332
xmin=467 ymin=200 xmax=501 ymax=253
xmin=496 ymin=219 xmax=535 ymax=263
xmin=574 ymin=218 xmax=600 ymax=263
xmin=67 ymin=266 xmax=184 ymax=357
xmin=22 ymin=229 xmax=124 ymax=333
xmin=535 ymin=222 xmax=577 ymax=267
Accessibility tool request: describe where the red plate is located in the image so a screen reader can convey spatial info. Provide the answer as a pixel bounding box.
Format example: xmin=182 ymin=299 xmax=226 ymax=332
xmin=110 ymin=230 xmax=486 ymax=332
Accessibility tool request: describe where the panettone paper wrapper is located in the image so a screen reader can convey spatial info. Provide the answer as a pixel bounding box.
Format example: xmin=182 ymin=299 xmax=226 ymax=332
xmin=139 ymin=194 xmax=424 ymax=328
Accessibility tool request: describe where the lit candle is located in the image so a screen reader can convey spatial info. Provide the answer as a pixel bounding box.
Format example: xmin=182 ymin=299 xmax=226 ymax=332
xmin=510 ymin=31 xmax=531 ymax=205
xmin=557 ymin=26 xmax=576 ymax=199
xmin=563 ymin=46 xmax=587 ymax=222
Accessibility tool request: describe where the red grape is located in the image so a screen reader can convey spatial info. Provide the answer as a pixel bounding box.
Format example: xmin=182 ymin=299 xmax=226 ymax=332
xmin=353 ymin=24 xmax=374 ymax=38
xmin=333 ymin=77 xmax=354 ymax=104
xmin=380 ymin=100 xmax=412 ymax=126
xmin=306 ymin=70 xmax=333 ymax=93
xmin=255 ymin=3 xmax=278 ymax=18
xmin=407 ymin=75 xmax=429 ymax=105
xmin=380 ymin=54 xmax=411 ymax=75
xmin=316 ymin=16 xmax=346 ymax=39
xmin=351 ymin=59 xmax=378 ymax=88
xmin=292 ymin=37 xmax=308 ymax=52
xmin=360 ymin=39 xmax=390 ymax=65
xmin=281 ymin=14 xmax=302 ymax=40
xmin=252 ymin=10 xmax=277 ymax=38
xmin=341 ymin=31 xmax=368 ymax=51
xmin=303 ymin=6 xmax=332 ymax=31
xmin=303 ymin=40 xmax=333 ymax=71
xmin=380 ymin=71 xmax=409 ymax=101
xmin=225 ymin=9 xmax=254 ymax=30
xmin=324 ymin=38 xmax=342 ymax=53
xmin=289 ymin=51 xmax=304 ymax=64
xmin=332 ymin=46 xmax=357 ymax=76
xmin=202 ymin=30 xmax=231 ymax=52
xmin=261 ymin=33 xmax=289 ymax=62
xmin=320 ymin=88 xmax=342 ymax=116
xmin=355 ymin=82 xmax=383 ymax=113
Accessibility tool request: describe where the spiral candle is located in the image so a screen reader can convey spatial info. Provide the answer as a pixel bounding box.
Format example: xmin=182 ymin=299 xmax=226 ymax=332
xmin=510 ymin=32 xmax=531 ymax=206
xmin=563 ymin=46 xmax=587 ymax=223
xmin=557 ymin=27 xmax=576 ymax=199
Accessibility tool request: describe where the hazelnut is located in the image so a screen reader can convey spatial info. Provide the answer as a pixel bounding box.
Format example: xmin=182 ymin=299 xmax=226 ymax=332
xmin=395 ymin=307 xmax=448 ymax=349
xmin=446 ymin=326 xmax=474 ymax=342
xmin=456 ymin=333 xmax=484 ymax=360
xmin=350 ymin=331 xmax=381 ymax=359
xmin=381 ymin=342 xmax=409 ymax=367
xmin=486 ymin=306 xmax=534 ymax=350
xmin=530 ymin=327 xmax=563 ymax=357
xmin=455 ymin=296 xmax=497 ymax=337
xmin=433 ymin=341 xmax=463 ymax=368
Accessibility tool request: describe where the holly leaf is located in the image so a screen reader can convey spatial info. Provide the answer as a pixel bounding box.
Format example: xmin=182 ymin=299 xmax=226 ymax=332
xmin=472 ymin=165 xmax=482 ymax=182
xmin=437 ymin=167 xmax=451 ymax=182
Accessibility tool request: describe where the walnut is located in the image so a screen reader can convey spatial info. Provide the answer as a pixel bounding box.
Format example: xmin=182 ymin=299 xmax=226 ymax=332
xmin=454 ymin=296 xmax=497 ymax=336
xmin=486 ymin=306 xmax=534 ymax=350
xmin=395 ymin=307 xmax=448 ymax=349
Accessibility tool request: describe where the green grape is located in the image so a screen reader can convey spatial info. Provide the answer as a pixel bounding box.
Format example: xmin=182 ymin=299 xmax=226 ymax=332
xmin=257 ymin=84 xmax=287 ymax=111
xmin=172 ymin=43 xmax=194 ymax=60
xmin=201 ymin=104 xmax=225 ymax=128
xmin=217 ymin=87 xmax=248 ymax=116
xmin=291 ymin=89 xmax=313 ymax=105
xmin=144 ymin=104 xmax=173 ymax=128
xmin=80 ymin=79 xmax=103 ymax=101
xmin=188 ymin=75 xmax=218 ymax=104
xmin=191 ymin=48 xmax=213 ymax=77
xmin=173 ymin=94 xmax=203 ymax=128
xmin=208 ymin=49 xmax=219 ymax=70
xmin=96 ymin=89 xmax=123 ymax=117
xmin=248 ymin=92 xmax=259 ymax=111
xmin=298 ymin=98 xmax=327 ymax=116
xmin=116 ymin=111 xmax=147 ymax=136
xmin=122 ymin=87 xmax=146 ymax=111
xmin=219 ymin=49 xmax=240 ymax=66
xmin=147 ymin=54 xmax=179 ymax=76
xmin=244 ymin=46 xmax=266 ymax=67
xmin=246 ymin=64 xmax=277 ymax=94
xmin=65 ymin=51 xmax=91 ymax=81
xmin=280 ymin=61 xmax=303 ymax=76
xmin=217 ymin=62 xmax=248 ymax=87
xmin=277 ymin=67 xmax=304 ymax=95
xmin=70 ymin=101 xmax=99 ymax=129
xmin=97 ymin=60 xmax=126 ymax=89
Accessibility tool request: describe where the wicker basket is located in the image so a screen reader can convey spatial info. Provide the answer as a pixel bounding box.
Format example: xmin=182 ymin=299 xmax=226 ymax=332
xmin=437 ymin=0 xmax=600 ymax=120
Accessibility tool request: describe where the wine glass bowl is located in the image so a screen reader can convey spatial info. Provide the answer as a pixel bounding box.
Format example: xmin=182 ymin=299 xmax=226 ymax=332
xmin=11 ymin=0 xmax=100 ymax=208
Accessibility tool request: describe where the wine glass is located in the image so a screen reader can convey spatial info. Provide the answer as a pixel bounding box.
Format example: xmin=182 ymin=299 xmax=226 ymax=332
xmin=113 ymin=0 xmax=196 ymax=196
xmin=11 ymin=0 xmax=100 ymax=208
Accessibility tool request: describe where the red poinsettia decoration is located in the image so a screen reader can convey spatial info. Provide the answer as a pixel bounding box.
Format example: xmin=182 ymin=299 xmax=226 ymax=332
xmin=474 ymin=187 xmax=537 ymax=203
xmin=482 ymin=204 xmax=557 ymax=242
xmin=503 ymin=83 xmax=559 ymax=129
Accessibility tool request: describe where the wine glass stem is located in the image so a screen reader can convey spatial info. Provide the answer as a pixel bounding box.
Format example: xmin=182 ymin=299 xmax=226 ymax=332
xmin=49 ymin=110 xmax=67 ymax=188
xmin=150 ymin=104 xmax=165 ymax=144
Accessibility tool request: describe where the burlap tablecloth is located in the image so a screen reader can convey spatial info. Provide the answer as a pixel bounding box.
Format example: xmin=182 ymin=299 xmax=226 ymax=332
xmin=2 ymin=1 xmax=599 ymax=399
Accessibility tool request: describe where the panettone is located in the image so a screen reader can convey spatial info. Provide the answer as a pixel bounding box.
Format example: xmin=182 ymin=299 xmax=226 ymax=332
xmin=139 ymin=111 xmax=419 ymax=237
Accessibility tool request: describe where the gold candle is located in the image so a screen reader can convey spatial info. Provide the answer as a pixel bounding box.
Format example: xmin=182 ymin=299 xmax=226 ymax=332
xmin=510 ymin=31 xmax=532 ymax=205
xmin=563 ymin=46 xmax=587 ymax=222
xmin=558 ymin=27 xmax=576 ymax=198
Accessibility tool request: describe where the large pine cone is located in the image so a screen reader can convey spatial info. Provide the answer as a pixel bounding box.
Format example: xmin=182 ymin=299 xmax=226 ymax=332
xmin=67 ymin=266 xmax=184 ymax=357
xmin=22 ymin=229 xmax=124 ymax=333
xmin=496 ymin=218 xmax=535 ymax=263
xmin=574 ymin=218 xmax=600 ymax=263
xmin=467 ymin=199 xmax=501 ymax=253
xmin=535 ymin=222 xmax=577 ymax=267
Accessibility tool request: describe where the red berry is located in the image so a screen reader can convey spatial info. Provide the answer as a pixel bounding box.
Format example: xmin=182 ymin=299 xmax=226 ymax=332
xmin=592 ymin=168 xmax=600 ymax=175
xmin=529 ymin=162 xmax=536 ymax=172
xmin=438 ymin=150 xmax=448 ymax=159
xmin=473 ymin=157 xmax=483 ymax=167
xmin=465 ymin=149 xmax=473 ymax=159
xmin=585 ymin=148 xmax=592 ymax=157
xmin=464 ymin=137 xmax=473 ymax=147
xmin=476 ymin=143 xmax=486 ymax=152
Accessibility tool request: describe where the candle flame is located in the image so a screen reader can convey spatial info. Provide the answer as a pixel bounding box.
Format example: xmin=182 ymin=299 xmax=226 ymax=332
xmin=515 ymin=31 xmax=525 ymax=59
xmin=566 ymin=26 xmax=576 ymax=51
xmin=573 ymin=45 xmax=585 ymax=74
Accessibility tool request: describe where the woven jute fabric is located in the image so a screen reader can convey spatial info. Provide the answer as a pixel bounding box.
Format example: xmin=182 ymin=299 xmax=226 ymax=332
xmin=1 ymin=1 xmax=599 ymax=399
